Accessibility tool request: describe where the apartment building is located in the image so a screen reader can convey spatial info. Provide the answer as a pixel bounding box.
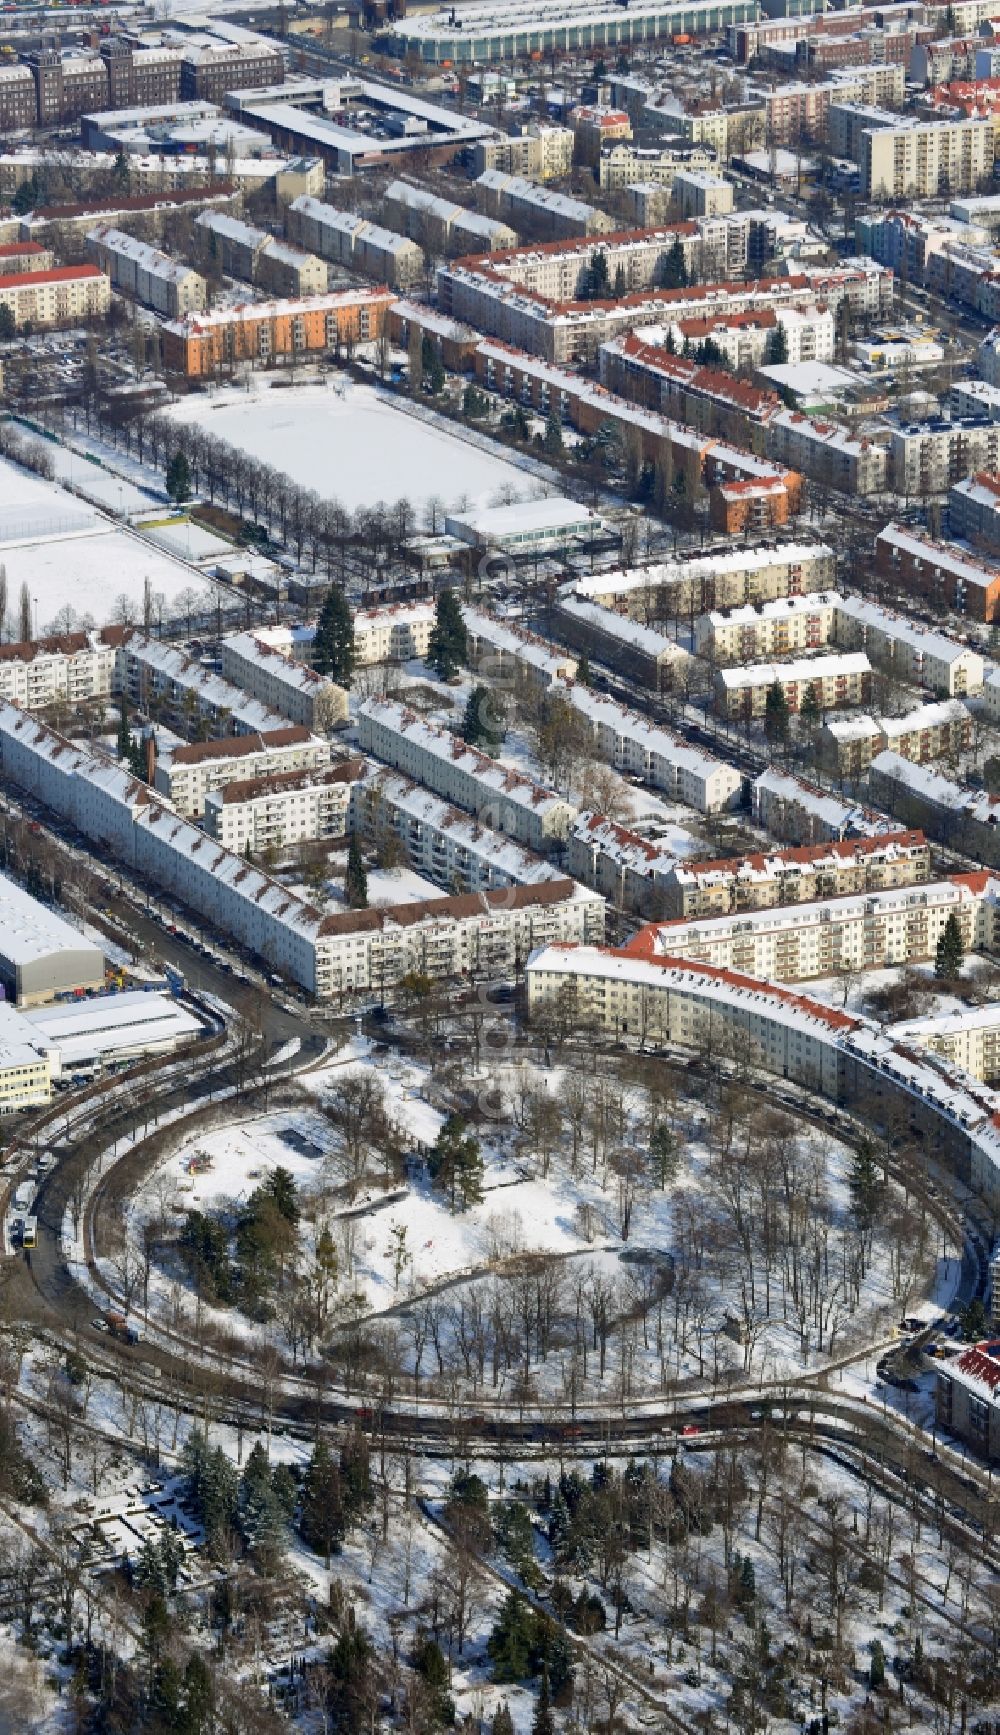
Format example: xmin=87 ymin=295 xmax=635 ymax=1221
xmin=672 ymin=170 xmax=734 ymax=219
xmin=383 ymin=180 xmax=517 ymax=253
xmin=870 ymin=751 xmax=1000 ymax=867
xmin=161 ymin=288 xmax=394 ymax=378
xmin=949 ymin=470 xmax=1000 ymax=551
xmin=0 ymin=242 xmax=52 ymax=276
xmin=0 ymin=699 xmax=600 ymax=1001
xmin=767 ymin=409 xmax=889 ymax=496
xmin=892 ymin=1004 xmax=1000 ymax=1082
xmin=0 ymin=265 xmax=110 ymax=329
xmin=566 ymin=812 xmax=682 ymax=918
xmin=695 ymin=592 xmax=839 ymax=664
xmin=353 ymin=602 xmax=435 ymax=666
xmin=25 ymin=49 xmax=108 ymax=124
xmin=0 ymin=65 xmax=41 ymax=131
xmin=473 ymin=340 xmax=800 ymax=509
xmin=573 ymin=106 xmax=632 ymax=167
xmin=860 ymin=115 xmax=995 ymax=197
xmin=979 ymin=667 xmax=1000 ymax=723
xmin=179 ymin=40 xmax=283 ymax=102
xmin=285 ymin=200 xmax=423 ymax=289
xmin=715 ymin=652 xmax=872 ymax=720
xmin=86 ymin=227 xmax=206 ymax=318
xmin=526 ymin=942 xmax=851 ymax=1096
xmin=598 ymin=140 xmax=717 ymax=192
xmin=936 ymin=1342 xmax=1000 ymax=1459
xmin=551 ymin=594 xmax=690 ymax=692
xmin=662 ymin=831 xmax=930 ymax=919
xmin=633 ymin=873 xmax=988 ymax=985
xmin=818 ymin=698 xmax=973 ymax=776
xmin=153 ymin=727 xmax=333 ymax=818
xmin=356 ymin=698 xmax=576 ymax=851
xmin=569 ymin=542 xmax=837 ymax=621
xmin=115 ymin=632 xmax=283 ymax=738
xmin=599 ymin=335 xmax=782 ymax=450
xmin=566 ymin=686 xmax=742 ymax=813
xmin=317 ymin=879 xmax=605 ymax=997
xmin=440 ymin=252 xmax=891 ymax=365
xmin=461 ymin=608 xmax=577 ymax=692
xmin=875 ymin=522 xmax=1000 ymax=623
xmin=475 ymin=170 xmax=615 ymax=241
xmin=832 ymin=594 xmax=985 ymax=696
xmin=892 ymin=418 xmax=1000 ymax=497
xmin=0 ymin=630 xmax=117 ymax=710
xmin=471 ymin=126 xmax=574 ymax=181
xmin=204 ymin=761 xmax=363 ymax=852
xmin=753 ymin=767 xmax=898 ymax=844
xmin=353 ymin=771 xmax=568 ymax=896
xmin=219 ymin=631 xmax=348 ymax=731
xmin=195 ymin=211 xmax=325 ymax=297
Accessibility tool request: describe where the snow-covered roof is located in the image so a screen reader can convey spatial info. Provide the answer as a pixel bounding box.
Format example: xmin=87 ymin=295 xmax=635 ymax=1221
xmin=705 ymin=590 xmax=841 ymax=630
xmin=876 ymin=522 xmax=1000 ymax=594
xmin=556 ymin=594 xmax=690 ymax=661
xmin=357 ymin=697 xmax=571 ymax=818
xmin=0 ymin=870 xmax=103 ymax=970
xmin=461 ymin=606 xmax=577 ymax=680
xmin=824 ymin=698 xmax=969 ymax=741
xmin=363 ymin=769 xmax=564 ymax=884
xmin=637 ymin=874 xmax=983 ymax=953
xmin=567 ymin=540 xmax=834 ymax=602
xmin=871 ymin=750 xmax=1000 ymax=823
xmin=222 ymin=631 xmax=336 ymax=696
xmin=567 ymin=685 xmax=741 ymax=790
xmin=836 ymin=593 xmax=984 ymax=670
xmin=670 ymin=830 xmax=927 ymax=890
xmin=753 ymin=767 xmax=894 ymax=835
xmin=121 ymin=635 xmax=283 ymax=733
xmin=88 ymin=227 xmax=199 ymax=285
xmin=717 ymin=651 xmax=871 ymax=689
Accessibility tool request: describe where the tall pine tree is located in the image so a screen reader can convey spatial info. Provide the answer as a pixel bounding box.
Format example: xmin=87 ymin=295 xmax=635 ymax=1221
xmin=428 ymin=587 xmax=467 ymax=681
xmin=935 ymin=911 xmax=964 ymax=980
xmin=314 ymin=584 xmax=355 ymax=686
xmin=344 ymin=834 xmax=368 ymax=909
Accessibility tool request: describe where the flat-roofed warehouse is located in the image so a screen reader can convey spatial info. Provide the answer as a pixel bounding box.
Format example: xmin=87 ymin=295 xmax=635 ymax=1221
xmin=0 ymin=872 xmax=104 ymax=1005
xmin=22 ymin=990 xmax=202 ymax=1075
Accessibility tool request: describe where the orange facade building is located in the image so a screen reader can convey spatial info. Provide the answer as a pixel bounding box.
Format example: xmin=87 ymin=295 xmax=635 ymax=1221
xmin=162 ymin=287 xmax=396 ymax=379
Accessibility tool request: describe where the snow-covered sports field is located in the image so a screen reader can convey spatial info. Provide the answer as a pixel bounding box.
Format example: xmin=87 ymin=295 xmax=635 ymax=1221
xmin=166 ymin=381 xmax=540 ymax=515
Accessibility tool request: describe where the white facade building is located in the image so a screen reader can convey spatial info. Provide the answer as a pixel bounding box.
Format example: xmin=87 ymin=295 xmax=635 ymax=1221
xmin=356 ymin=698 xmax=576 ymax=850
xmin=566 ymin=686 xmax=742 ymax=813
xmin=832 ymin=594 xmax=985 ymax=696
xmin=354 ymin=770 xmax=573 ymax=895
xmin=219 ymin=631 xmax=349 ymax=730
xmin=153 ymin=726 xmax=333 ymax=818
xmin=203 ymin=761 xmax=363 ymax=852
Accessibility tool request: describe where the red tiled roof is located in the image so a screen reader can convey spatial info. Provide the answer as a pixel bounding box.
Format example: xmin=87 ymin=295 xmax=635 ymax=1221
xmin=0 ymin=264 xmax=103 ymax=289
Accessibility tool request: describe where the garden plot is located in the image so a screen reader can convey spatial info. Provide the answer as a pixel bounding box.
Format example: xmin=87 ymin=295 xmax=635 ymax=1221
xmin=165 ymin=380 xmax=541 ymax=516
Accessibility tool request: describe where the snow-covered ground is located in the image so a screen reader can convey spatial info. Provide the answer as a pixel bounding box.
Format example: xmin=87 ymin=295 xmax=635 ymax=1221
xmin=165 ymin=380 xmax=549 ymax=515
xmin=0 ymin=453 xmax=216 ymax=632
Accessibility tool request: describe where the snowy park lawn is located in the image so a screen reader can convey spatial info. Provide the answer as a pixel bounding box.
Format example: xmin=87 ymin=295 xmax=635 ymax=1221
xmin=165 ymin=380 xmax=542 ymax=515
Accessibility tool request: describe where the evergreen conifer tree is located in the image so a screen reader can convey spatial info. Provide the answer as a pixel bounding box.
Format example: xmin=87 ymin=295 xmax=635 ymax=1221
xmin=428 ymin=587 xmax=467 ymax=680
xmin=314 ymin=585 xmax=355 ymax=686
xmin=344 ymin=834 xmax=368 ymax=909
xmin=166 ymin=450 xmax=192 ymax=504
xmin=935 ymin=911 xmax=964 ymax=980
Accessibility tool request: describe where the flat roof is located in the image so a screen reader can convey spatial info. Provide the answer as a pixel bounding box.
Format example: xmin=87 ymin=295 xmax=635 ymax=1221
xmin=0 ymin=872 xmax=104 ymax=970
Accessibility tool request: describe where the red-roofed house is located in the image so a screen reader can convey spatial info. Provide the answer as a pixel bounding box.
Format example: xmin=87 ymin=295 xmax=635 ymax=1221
xmin=0 ymin=263 xmax=109 ymax=327
xmin=937 ymin=1341 xmax=1000 ymax=1457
